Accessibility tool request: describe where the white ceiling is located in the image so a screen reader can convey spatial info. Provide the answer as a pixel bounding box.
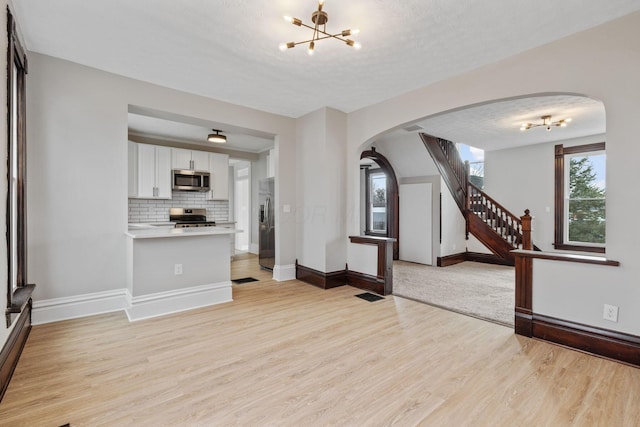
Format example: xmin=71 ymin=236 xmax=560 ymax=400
xmin=14 ymin=0 xmax=640 ymax=119
xmin=383 ymin=94 xmax=606 ymax=151
xmin=128 ymin=113 xmax=274 ymax=153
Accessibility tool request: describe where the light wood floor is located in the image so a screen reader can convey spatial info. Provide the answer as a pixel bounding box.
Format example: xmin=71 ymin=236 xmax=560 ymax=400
xmin=2 ymin=255 xmax=639 ymax=426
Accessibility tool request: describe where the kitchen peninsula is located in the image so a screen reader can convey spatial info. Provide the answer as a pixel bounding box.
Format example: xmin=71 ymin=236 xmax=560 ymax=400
xmin=125 ymin=226 xmax=237 ymax=321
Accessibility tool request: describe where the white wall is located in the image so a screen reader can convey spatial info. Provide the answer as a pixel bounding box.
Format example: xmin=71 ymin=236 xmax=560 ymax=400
xmin=295 ymin=108 xmax=347 ymax=273
xmin=296 ymin=109 xmax=327 ymax=271
xmin=484 ymin=133 xmax=605 ymax=251
xmin=347 ymin=12 xmax=640 ymax=335
xmin=440 ymin=178 xmax=467 ymax=256
xmin=26 ymin=53 xmax=296 ymax=302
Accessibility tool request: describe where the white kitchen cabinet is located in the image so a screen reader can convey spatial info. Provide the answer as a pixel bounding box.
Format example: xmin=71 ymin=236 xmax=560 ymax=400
xmin=208 ymin=152 xmax=229 ymax=200
xmin=172 ymin=148 xmax=210 ymax=171
xmin=135 ymin=143 xmax=172 ymax=199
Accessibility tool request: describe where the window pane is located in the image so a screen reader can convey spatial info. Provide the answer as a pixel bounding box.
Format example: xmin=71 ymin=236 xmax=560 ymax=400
xmin=368 ymin=171 xmax=387 ymax=234
xmin=567 ymin=153 xmax=606 ymax=245
xmin=568 ymin=199 xmax=606 ymax=244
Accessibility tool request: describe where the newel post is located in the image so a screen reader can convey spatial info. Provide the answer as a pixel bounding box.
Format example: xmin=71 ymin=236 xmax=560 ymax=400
xmin=521 ymin=209 xmax=532 ymax=250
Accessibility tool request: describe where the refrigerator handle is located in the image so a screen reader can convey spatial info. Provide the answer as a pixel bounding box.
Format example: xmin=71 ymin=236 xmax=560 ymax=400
xmin=265 ymin=196 xmax=271 ymax=227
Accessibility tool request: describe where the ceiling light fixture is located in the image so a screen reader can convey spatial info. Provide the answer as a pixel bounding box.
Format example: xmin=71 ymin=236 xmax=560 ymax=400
xmin=279 ymin=0 xmax=361 ymax=55
xmin=520 ymin=115 xmax=572 ymax=132
xmin=207 ymin=129 xmax=227 ymax=144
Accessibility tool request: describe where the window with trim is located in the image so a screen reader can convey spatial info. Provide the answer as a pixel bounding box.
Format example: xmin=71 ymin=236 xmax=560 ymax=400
xmin=554 ymin=143 xmax=606 ymax=253
xmin=6 ymin=8 xmax=31 ymax=323
xmin=365 ymin=168 xmax=388 ymax=235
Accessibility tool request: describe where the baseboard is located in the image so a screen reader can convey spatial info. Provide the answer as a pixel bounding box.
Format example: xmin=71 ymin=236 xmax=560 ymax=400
xmin=273 ymin=264 xmax=296 ymax=282
xmin=249 ymin=243 xmax=259 ymax=254
xmin=32 ymin=289 xmax=129 ymax=325
xmin=437 ymin=253 xmax=466 ymax=267
xmin=125 ymin=282 xmax=232 ymax=322
xmin=1 ymin=300 xmax=32 ymax=402
xmin=347 ymin=271 xmax=384 ymax=295
xmin=437 ymin=252 xmax=513 ymax=267
xmin=532 ymin=314 xmax=640 ymax=367
xmin=465 ymin=252 xmax=514 ymax=266
xmin=295 ymin=262 xmax=347 ymax=289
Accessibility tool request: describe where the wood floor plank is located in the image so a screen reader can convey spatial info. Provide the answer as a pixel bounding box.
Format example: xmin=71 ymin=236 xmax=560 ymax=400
xmin=1 ymin=255 xmax=639 ymax=426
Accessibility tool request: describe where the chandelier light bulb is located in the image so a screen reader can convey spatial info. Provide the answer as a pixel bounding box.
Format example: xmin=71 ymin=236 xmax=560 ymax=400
xmin=308 ymin=41 xmax=315 ymax=55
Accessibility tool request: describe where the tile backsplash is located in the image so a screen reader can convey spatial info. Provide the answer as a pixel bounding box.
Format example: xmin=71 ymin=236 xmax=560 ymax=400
xmin=128 ymin=192 xmax=229 ymax=223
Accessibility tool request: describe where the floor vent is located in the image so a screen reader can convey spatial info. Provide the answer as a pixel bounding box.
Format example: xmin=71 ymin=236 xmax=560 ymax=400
xmin=355 ymin=292 xmax=385 ymax=302
xmin=232 ymin=277 xmax=259 ymax=284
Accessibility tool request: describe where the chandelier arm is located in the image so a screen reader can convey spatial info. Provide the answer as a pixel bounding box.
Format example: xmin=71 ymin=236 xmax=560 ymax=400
xmin=290 ymin=34 xmax=339 ymax=47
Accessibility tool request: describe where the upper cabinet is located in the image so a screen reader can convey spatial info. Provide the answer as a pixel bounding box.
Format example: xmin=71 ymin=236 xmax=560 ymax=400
xmin=208 ymin=152 xmax=230 ymax=200
xmin=130 ymin=142 xmax=172 ymax=199
xmin=172 ymin=148 xmax=210 ymax=171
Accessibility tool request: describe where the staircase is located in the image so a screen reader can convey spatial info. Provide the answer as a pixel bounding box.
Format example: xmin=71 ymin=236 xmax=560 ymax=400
xmin=420 ymin=133 xmax=535 ymax=265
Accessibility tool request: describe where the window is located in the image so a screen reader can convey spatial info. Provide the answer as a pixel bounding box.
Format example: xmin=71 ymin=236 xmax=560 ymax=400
xmin=458 ymin=143 xmax=484 ymax=189
xmin=6 ymin=8 xmax=31 ymax=323
xmin=366 ymin=169 xmax=388 ymax=235
xmin=554 ymin=143 xmax=606 ymax=253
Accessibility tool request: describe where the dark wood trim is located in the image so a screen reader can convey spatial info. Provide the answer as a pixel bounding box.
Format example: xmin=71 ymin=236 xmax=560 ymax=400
xmin=512 ymin=250 xmax=619 ymax=266
xmin=6 ymin=8 xmax=29 ymax=322
xmin=294 ymin=260 xmax=386 ymax=296
xmin=348 ymin=235 xmax=395 ymax=295
xmin=514 ymin=255 xmax=533 ymax=336
xmin=346 ymin=270 xmax=384 ymax=295
xmin=0 ymin=299 xmax=32 ymax=402
xmin=532 ymin=314 xmax=640 ymax=368
xmin=295 ymin=261 xmax=347 ymax=290
xmin=437 ymin=252 xmax=466 ymax=267
xmin=438 ymin=251 xmax=515 ymax=267
xmin=465 ymin=252 xmax=514 ymax=266
xmin=554 ymin=142 xmax=606 ymax=253
xmin=561 ymin=142 xmax=606 ymax=155
xmin=553 ymin=243 xmax=605 ymax=254
xmin=361 ymin=148 xmax=400 ymax=260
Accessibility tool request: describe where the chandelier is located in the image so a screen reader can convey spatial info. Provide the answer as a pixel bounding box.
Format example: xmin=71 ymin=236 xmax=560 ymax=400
xmin=520 ymin=115 xmax=572 ymax=132
xmin=279 ymin=0 xmax=361 ymax=55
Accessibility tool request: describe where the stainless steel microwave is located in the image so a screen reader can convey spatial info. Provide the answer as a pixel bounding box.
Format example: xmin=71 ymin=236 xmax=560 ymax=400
xmin=172 ymin=169 xmax=210 ymax=192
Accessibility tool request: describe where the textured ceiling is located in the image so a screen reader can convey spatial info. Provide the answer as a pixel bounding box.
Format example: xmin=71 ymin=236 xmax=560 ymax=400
xmin=13 ymin=0 xmax=640 ymax=119
xmin=388 ymin=95 xmax=606 ymax=151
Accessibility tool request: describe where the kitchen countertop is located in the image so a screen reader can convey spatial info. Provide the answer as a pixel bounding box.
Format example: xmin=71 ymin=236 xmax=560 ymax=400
xmin=126 ymin=226 xmax=240 ymax=239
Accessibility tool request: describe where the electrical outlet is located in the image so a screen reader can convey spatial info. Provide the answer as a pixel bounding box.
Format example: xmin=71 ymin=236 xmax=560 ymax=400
xmin=603 ymin=304 xmax=618 ymax=322
xmin=174 ymin=264 xmax=183 ymax=275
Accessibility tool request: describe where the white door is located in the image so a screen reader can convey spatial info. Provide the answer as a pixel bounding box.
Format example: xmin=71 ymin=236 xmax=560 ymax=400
xmin=399 ymin=183 xmax=432 ymax=265
xmin=234 ymin=163 xmax=250 ymax=252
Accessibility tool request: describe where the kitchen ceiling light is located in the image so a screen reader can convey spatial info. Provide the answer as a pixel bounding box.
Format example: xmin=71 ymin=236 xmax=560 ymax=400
xmin=279 ymin=0 xmax=361 ymax=54
xmin=520 ymin=115 xmax=572 ymax=132
xmin=207 ymin=129 xmax=227 ymax=144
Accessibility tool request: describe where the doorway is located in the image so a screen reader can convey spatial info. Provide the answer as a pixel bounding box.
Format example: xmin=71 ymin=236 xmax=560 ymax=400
xmin=233 ymin=161 xmax=251 ymax=253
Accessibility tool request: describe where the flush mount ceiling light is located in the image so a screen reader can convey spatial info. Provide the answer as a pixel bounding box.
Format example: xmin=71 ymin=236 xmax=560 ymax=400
xmin=207 ymin=129 xmax=227 ymax=144
xmin=520 ymin=115 xmax=572 ymax=132
xmin=279 ymin=0 xmax=361 ymax=55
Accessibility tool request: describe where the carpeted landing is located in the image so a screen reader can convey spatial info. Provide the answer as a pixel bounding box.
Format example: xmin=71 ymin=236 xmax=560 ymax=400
xmin=393 ymin=260 xmax=515 ymax=327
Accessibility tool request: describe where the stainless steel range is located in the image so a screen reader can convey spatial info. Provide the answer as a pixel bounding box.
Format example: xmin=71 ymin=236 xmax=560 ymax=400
xmin=169 ymin=208 xmax=216 ymax=228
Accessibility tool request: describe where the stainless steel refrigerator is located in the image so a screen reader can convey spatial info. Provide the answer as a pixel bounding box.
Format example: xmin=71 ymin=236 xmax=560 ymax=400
xmin=258 ymin=177 xmax=275 ymax=270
